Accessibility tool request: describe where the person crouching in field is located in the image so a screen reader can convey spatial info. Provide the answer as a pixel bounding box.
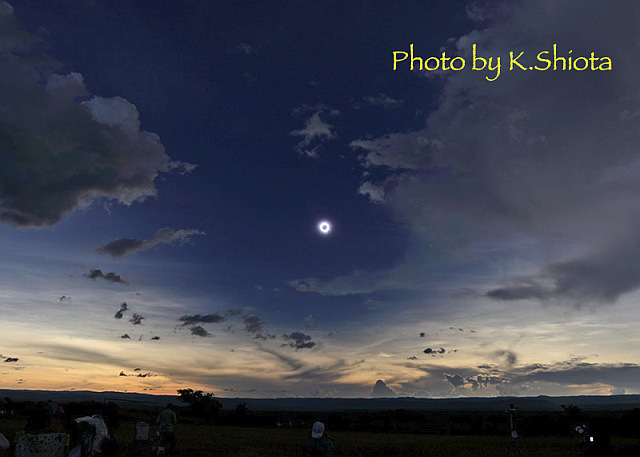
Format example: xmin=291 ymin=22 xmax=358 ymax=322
xmin=303 ymin=421 xmax=338 ymax=457
xmin=157 ymin=403 xmax=177 ymax=454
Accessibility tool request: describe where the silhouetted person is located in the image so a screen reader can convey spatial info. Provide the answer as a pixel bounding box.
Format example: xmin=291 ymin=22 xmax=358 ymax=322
xmin=157 ymin=403 xmax=177 ymax=454
xmin=303 ymin=421 xmax=337 ymax=457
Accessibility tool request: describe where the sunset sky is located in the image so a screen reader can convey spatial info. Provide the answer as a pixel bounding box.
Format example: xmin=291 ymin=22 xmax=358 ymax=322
xmin=2 ymin=0 xmax=640 ymax=398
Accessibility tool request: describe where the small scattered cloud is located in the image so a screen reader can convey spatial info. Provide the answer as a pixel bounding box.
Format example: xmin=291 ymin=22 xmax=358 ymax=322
xmin=119 ymin=370 xmax=156 ymax=378
xmin=243 ymin=314 xmax=267 ymax=334
xmin=358 ymin=181 xmax=385 ymax=204
xmin=178 ymin=313 xmax=226 ymax=326
xmin=229 ymin=43 xmax=257 ymax=54
xmin=303 ymin=315 xmax=318 ymax=329
xmin=190 ymin=326 xmax=212 ymax=337
xmin=226 ymin=307 xmax=250 ymax=316
xmin=114 ymin=302 xmax=128 ymax=319
xmin=362 ymin=93 xmax=403 ymax=108
xmin=84 ymin=268 xmax=128 ymax=285
xmin=282 ymin=331 xmax=316 ymax=350
xmin=290 ymin=106 xmax=339 ymax=158
xmin=423 ymin=347 xmax=446 ymax=356
xmin=129 ymin=313 xmax=145 ymax=325
xmin=96 ymin=228 xmax=205 ymax=259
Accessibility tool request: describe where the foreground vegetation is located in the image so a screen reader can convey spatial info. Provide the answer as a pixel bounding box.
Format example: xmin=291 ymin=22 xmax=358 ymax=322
xmin=3 ymin=414 xmax=638 ymax=457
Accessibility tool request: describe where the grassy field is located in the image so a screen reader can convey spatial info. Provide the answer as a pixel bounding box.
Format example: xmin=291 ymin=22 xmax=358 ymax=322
xmin=2 ymin=414 xmax=638 ymax=456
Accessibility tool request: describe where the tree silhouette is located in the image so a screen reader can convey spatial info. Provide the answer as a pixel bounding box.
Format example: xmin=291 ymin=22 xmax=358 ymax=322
xmin=177 ymin=388 xmax=222 ymax=424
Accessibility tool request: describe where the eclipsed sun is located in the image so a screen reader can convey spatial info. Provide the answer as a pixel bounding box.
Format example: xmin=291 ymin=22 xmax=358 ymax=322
xmin=317 ymin=220 xmax=332 ymax=235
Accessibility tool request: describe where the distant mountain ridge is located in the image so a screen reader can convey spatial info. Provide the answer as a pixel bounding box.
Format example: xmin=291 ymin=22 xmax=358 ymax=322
xmin=2 ymin=389 xmax=640 ymax=412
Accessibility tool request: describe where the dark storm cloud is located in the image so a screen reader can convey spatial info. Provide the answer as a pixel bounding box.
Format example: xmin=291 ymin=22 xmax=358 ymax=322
xmin=114 ymin=302 xmax=128 ymax=319
xmin=96 ymin=228 xmax=205 ymax=258
xmin=178 ymin=313 xmax=226 ymax=326
xmin=371 ymin=379 xmax=396 ymax=397
xmin=282 ymin=331 xmax=316 ymax=350
xmin=487 ymin=242 xmax=640 ymax=305
xmin=84 ymin=269 xmax=128 ymax=285
xmin=0 ymin=4 xmax=194 ymax=227
xmin=129 ymin=313 xmax=144 ymax=325
xmin=190 ymin=326 xmax=211 ymax=337
xmin=301 ymin=1 xmax=640 ymax=304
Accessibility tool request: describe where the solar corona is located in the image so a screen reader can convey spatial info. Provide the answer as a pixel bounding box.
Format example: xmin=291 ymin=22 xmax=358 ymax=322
xmin=318 ymin=220 xmax=332 ymax=235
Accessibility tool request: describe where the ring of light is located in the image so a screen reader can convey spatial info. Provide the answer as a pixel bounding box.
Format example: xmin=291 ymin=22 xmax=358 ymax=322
xmin=318 ymin=220 xmax=332 ymax=234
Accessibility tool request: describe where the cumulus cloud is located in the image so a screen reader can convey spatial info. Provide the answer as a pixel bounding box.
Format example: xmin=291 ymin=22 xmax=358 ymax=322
xmin=96 ymin=228 xmax=205 ymax=258
xmin=371 ymin=379 xmax=396 ymax=397
xmin=84 ymin=268 xmax=128 ymax=285
xmin=114 ymin=302 xmax=128 ymax=319
xmin=0 ymin=5 xmax=194 ymax=227
xmin=282 ymin=331 xmax=316 ymax=350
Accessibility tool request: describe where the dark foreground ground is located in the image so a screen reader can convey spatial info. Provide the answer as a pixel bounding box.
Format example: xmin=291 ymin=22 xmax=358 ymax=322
xmin=2 ymin=415 xmax=640 ymax=457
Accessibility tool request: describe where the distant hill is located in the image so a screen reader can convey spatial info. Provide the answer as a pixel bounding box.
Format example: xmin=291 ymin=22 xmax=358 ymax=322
xmin=2 ymin=389 xmax=640 ymax=413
